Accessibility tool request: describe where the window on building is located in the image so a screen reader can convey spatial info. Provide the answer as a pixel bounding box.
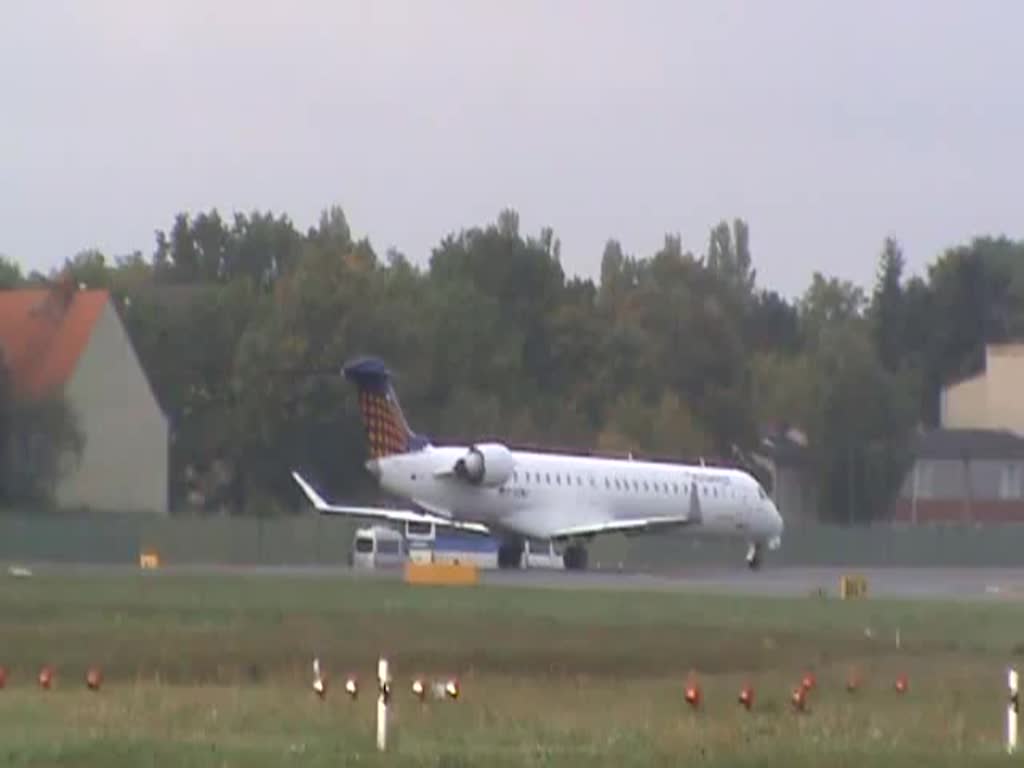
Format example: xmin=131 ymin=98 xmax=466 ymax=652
xmin=1001 ymin=463 xmax=1023 ymax=499
xmin=914 ymin=462 xmax=934 ymax=500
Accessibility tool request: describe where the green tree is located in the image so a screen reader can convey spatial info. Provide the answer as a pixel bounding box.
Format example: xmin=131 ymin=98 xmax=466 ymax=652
xmin=0 ymin=355 xmax=84 ymax=507
xmin=919 ymin=238 xmax=1023 ymax=423
xmin=797 ymin=275 xmax=915 ymax=523
xmin=869 ymin=237 xmax=907 ymax=373
xmin=0 ymin=255 xmax=23 ymax=288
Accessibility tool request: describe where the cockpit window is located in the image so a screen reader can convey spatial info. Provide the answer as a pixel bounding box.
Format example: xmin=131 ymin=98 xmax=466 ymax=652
xmin=758 ymin=486 xmax=767 ymax=500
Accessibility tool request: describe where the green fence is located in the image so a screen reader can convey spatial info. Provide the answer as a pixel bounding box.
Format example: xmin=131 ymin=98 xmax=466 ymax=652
xmin=0 ymin=512 xmax=359 ymax=566
xmin=1 ymin=512 xmax=1023 ymax=569
xmin=600 ymin=522 xmax=1024 ymax=569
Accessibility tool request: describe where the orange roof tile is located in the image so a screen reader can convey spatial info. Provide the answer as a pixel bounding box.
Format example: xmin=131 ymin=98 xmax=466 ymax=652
xmin=0 ymin=287 xmax=109 ymax=400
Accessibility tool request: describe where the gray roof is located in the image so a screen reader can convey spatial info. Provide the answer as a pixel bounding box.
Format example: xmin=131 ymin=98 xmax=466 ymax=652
xmin=913 ymin=428 xmax=1024 ymax=460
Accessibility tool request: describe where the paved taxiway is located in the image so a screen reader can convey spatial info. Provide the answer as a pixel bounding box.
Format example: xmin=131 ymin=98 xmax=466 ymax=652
xmin=11 ymin=562 xmax=1024 ymax=602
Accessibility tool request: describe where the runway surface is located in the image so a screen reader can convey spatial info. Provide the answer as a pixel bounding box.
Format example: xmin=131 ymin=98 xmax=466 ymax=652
xmin=9 ymin=561 xmax=1024 ymax=601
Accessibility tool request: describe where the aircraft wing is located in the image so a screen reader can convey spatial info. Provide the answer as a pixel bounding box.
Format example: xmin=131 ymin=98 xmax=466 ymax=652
xmin=549 ymin=515 xmax=693 ymax=540
xmin=291 ymin=471 xmax=492 ymax=535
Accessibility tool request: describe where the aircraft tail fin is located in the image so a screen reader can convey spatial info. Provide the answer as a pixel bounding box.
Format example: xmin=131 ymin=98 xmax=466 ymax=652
xmin=343 ymin=356 xmax=429 ymax=458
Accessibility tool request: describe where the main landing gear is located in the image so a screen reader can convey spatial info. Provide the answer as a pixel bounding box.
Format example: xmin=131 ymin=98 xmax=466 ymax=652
xmin=562 ymin=542 xmax=588 ymax=571
xmin=497 ymin=537 xmax=524 ymax=569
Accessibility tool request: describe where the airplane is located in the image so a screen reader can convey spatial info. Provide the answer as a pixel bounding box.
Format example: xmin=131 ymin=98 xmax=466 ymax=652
xmin=291 ymin=356 xmax=784 ymax=571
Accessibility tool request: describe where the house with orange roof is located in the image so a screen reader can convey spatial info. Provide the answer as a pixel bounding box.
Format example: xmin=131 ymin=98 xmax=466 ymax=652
xmin=0 ymin=279 xmax=168 ymax=513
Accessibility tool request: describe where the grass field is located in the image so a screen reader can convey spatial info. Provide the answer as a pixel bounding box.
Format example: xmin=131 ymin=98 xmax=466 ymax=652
xmin=2 ymin=567 xmax=1024 ymax=766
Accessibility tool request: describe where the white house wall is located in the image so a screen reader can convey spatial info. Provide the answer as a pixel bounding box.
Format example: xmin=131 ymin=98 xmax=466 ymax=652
xmin=941 ymin=345 xmax=1024 ymax=435
xmin=56 ymin=303 xmax=168 ymax=513
xmin=941 ymin=375 xmax=989 ymax=430
xmin=986 ymin=346 xmax=1024 ymax=435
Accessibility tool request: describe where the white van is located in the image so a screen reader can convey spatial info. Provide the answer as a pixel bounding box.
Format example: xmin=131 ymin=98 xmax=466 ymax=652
xmin=524 ymin=538 xmax=565 ymax=569
xmin=351 ymin=525 xmax=406 ymax=569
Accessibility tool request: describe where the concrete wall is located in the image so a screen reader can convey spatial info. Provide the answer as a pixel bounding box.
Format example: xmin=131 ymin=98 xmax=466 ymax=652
xmin=0 ymin=512 xmax=357 ymax=565
xmin=56 ymin=303 xmax=169 ymax=513
xmin=3 ymin=512 xmax=1024 ymax=569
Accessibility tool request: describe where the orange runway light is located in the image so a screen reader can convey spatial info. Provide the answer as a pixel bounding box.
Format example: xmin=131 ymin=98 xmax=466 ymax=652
xmin=38 ymin=665 xmax=53 ymax=690
xmin=738 ymin=684 xmax=754 ymax=711
xmin=801 ymin=671 xmax=816 ymax=692
xmin=85 ymin=666 xmax=102 ymax=691
xmin=684 ymin=676 xmax=701 ymax=709
xmin=895 ymin=674 xmax=908 ymax=694
xmin=846 ymin=668 xmax=861 ymax=693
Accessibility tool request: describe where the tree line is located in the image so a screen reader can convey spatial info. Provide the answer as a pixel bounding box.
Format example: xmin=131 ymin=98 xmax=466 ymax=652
xmin=2 ymin=206 xmax=1023 ymax=522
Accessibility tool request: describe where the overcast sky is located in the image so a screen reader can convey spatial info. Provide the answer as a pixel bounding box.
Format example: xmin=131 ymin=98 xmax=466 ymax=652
xmin=3 ymin=0 xmax=1022 ymax=298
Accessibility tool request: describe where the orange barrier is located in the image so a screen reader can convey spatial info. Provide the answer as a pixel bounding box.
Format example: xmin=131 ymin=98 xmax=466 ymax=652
xmin=403 ymin=561 xmax=479 ymax=585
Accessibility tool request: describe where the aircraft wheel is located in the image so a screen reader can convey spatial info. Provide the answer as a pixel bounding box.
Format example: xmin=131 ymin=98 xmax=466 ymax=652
xmin=497 ymin=540 xmax=523 ymax=569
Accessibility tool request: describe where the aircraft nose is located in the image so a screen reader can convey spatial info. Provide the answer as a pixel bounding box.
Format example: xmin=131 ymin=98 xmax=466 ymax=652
xmin=365 ymin=459 xmax=381 ymax=479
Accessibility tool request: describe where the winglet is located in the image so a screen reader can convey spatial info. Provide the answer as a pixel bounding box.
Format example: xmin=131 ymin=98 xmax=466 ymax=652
xmin=292 ymin=471 xmax=328 ymax=511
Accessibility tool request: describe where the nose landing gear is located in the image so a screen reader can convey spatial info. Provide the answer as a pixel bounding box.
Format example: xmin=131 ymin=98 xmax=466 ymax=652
xmin=746 ymin=541 xmax=763 ymax=571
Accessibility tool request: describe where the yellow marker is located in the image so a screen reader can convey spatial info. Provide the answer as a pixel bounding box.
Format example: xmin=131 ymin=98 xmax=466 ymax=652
xmin=840 ymin=575 xmax=867 ymax=599
xmin=404 ymin=561 xmax=478 ymax=585
xmin=139 ymin=550 xmax=160 ymax=569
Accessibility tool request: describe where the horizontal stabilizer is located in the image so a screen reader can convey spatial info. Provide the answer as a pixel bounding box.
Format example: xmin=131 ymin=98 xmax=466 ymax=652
xmin=549 ymin=515 xmax=693 ymax=541
xmin=291 ymin=471 xmax=491 ymax=535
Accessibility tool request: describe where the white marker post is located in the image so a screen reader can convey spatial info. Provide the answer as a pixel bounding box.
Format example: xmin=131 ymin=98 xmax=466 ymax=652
xmin=1009 ymin=667 xmax=1019 ymax=755
xmin=312 ymin=657 xmax=325 ymax=698
xmin=377 ymin=658 xmax=391 ymax=752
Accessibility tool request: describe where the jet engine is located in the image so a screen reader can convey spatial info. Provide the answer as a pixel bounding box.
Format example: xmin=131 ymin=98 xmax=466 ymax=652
xmin=453 ymin=442 xmax=515 ymax=487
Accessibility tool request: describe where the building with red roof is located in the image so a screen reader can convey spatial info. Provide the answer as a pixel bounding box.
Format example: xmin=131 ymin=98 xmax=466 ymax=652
xmin=0 ymin=279 xmax=168 ymax=513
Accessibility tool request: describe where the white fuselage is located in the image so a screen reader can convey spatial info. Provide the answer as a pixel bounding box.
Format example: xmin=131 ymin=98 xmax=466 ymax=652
xmin=371 ymin=446 xmax=784 ymax=545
